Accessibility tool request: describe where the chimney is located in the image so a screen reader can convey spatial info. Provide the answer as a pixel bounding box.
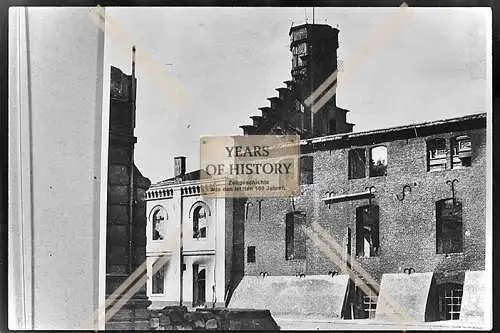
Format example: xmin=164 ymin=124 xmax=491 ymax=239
xmin=174 ymin=156 xmax=186 ymax=181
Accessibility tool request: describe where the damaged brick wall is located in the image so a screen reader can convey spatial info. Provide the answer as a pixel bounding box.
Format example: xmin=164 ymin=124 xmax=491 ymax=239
xmin=243 ymin=124 xmax=486 ymax=285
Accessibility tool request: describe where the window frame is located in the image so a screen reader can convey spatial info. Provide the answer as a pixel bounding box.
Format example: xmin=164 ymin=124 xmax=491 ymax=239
xmin=368 ymin=145 xmax=388 ymax=177
xmin=438 ymin=283 xmax=463 ymax=320
xmin=427 ymin=138 xmax=448 ymax=172
xmin=285 ymin=212 xmax=306 ymax=260
xmin=435 ymin=198 xmax=463 ymax=254
xmin=300 ymin=155 xmax=314 ymax=185
xmin=193 ymin=205 xmax=208 ymax=239
xmin=151 ymin=265 xmax=165 ymax=295
xmin=451 ymin=135 xmax=472 ymax=169
xmin=151 ymin=206 xmax=167 ymax=241
xmin=355 ymin=205 xmax=380 ymax=258
xmin=348 ymin=148 xmax=366 ymax=180
xmin=247 ymin=246 xmax=256 ymax=263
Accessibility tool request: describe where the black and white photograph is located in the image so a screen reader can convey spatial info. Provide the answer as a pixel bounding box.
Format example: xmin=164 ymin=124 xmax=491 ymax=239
xmin=8 ymin=5 xmax=492 ymax=330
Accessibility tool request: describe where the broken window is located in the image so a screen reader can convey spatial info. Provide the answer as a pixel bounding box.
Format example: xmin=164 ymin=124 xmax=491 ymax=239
xmin=285 ymin=212 xmax=306 ymax=260
xmin=152 ymin=266 xmax=165 ymax=294
xmin=152 ymin=207 xmax=167 ymax=240
xmin=247 ymin=246 xmax=256 ymax=263
xmin=193 ymin=205 xmax=208 ymax=239
xmin=438 ymin=283 xmax=463 ymax=320
xmin=356 ymin=205 xmax=379 ymax=258
xmin=427 ymin=138 xmax=447 ymax=171
xmin=348 ymin=148 xmax=366 ymax=179
xmin=353 ymin=283 xmax=378 ymax=319
xmin=300 ymin=156 xmax=313 ymax=185
xmin=451 ymin=135 xmax=472 ymax=169
xmin=363 ymin=289 xmax=378 ymax=319
xmin=436 ymin=199 xmax=463 ymax=254
xmin=369 ymin=146 xmax=387 ymax=177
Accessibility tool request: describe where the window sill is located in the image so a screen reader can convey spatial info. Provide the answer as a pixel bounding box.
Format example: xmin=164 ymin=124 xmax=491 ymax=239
xmin=437 ymin=252 xmax=464 ymax=257
xmin=368 ymin=174 xmax=387 ymax=178
xmin=356 ymin=256 xmax=380 ymax=260
xmin=285 ymin=258 xmax=306 ymax=262
xmin=428 ymin=168 xmax=448 ymax=173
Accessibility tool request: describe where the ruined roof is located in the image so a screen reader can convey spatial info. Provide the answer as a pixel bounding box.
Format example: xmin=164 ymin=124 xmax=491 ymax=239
xmin=301 ymin=113 xmax=486 ymax=147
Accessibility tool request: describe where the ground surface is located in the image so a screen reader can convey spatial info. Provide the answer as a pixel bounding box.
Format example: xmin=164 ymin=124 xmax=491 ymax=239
xmin=274 ymin=317 xmax=489 ymax=331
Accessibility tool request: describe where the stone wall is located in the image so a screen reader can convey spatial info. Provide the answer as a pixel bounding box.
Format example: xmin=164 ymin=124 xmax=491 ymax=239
xmin=149 ymin=307 xmax=223 ymax=330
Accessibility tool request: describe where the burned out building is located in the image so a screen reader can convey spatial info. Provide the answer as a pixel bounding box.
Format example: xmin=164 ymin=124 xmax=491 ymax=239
xmin=145 ymin=23 xmax=488 ymax=325
xmin=229 ymin=23 xmax=487 ymax=324
xmin=232 ymin=113 xmax=486 ymax=322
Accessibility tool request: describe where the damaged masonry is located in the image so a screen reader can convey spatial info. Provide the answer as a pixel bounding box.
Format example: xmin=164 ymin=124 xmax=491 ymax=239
xmin=143 ymin=21 xmax=488 ymax=330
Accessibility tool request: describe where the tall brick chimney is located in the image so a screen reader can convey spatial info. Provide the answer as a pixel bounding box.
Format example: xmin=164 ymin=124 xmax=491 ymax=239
xmin=174 ymin=156 xmax=186 ymax=181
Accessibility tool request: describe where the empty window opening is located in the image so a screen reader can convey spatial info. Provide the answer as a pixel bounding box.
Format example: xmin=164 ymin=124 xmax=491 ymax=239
xmin=193 ymin=206 xmax=208 ymax=239
xmin=369 ymin=146 xmax=387 ymax=177
xmin=152 ymin=266 xmax=165 ymax=295
xmin=152 ymin=207 xmax=167 ymax=240
xmin=427 ymin=138 xmax=447 ymax=171
xmin=348 ymin=148 xmax=366 ymax=179
xmin=300 ymin=156 xmax=314 ymax=185
xmin=436 ymin=199 xmax=463 ymax=254
xmin=451 ymin=136 xmax=472 ymax=169
xmin=285 ymin=212 xmax=306 ymax=260
xmin=356 ymin=205 xmax=379 ymax=258
xmin=438 ymin=283 xmax=463 ymax=320
xmin=247 ymin=246 xmax=256 ymax=263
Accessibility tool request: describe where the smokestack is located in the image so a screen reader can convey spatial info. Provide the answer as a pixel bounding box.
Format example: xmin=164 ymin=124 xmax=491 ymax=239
xmin=174 ymin=156 xmax=186 ymax=181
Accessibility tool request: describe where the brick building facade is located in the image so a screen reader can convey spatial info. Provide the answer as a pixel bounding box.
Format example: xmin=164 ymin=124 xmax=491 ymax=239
xmin=238 ymin=113 xmax=486 ymax=321
xmin=144 ymin=23 xmax=488 ymax=324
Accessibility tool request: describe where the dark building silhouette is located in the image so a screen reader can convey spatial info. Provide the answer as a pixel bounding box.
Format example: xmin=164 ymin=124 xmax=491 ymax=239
xmin=106 ymin=63 xmax=151 ymax=330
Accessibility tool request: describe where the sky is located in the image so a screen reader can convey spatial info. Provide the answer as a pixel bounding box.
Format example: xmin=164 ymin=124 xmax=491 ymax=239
xmin=106 ymin=7 xmax=490 ymax=184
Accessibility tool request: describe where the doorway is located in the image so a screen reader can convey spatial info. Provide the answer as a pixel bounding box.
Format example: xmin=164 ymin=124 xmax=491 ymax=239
xmin=192 ymin=264 xmax=206 ymax=307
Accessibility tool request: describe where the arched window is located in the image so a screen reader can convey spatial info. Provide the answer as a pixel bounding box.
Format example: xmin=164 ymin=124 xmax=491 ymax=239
xmin=151 ymin=207 xmax=167 ymax=241
xmin=193 ymin=206 xmax=208 ymax=239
